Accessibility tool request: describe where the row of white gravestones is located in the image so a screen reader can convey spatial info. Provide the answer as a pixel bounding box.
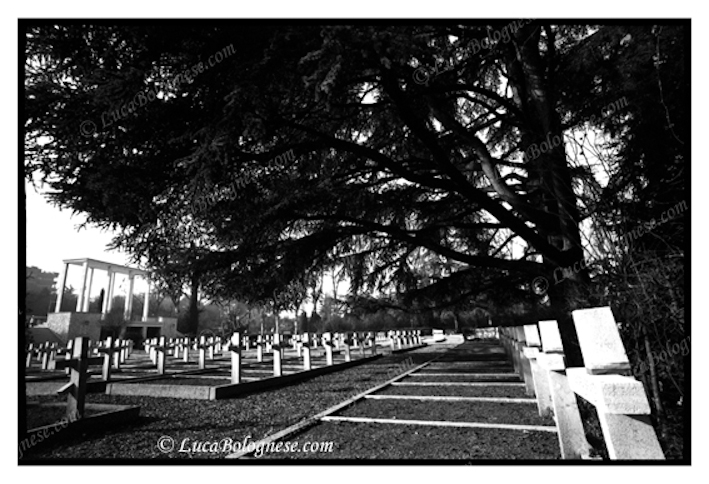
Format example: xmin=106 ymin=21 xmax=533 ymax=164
xmin=27 ymin=329 xmax=422 ymax=374
xmin=90 ymin=337 xmax=132 ymax=380
xmin=25 ymin=342 xmax=56 ymax=370
xmin=499 ymin=306 xmax=666 ymax=460
xmin=30 ymin=342 xmax=69 ymax=370
xmin=140 ymin=334 xmax=279 ymax=373
xmin=376 ymin=332 xmax=389 ymax=345
xmin=134 ymin=333 xmax=311 ymax=375
xmin=134 ymin=329 xmax=420 ymax=377
xmin=473 ymin=327 xmax=499 ymax=339
xmin=26 ymin=338 xmax=132 ymax=375
xmin=387 ymin=330 xmax=422 ymax=350
xmin=44 ymin=336 xmax=132 ymax=419
xmin=230 ymin=332 xmax=380 ymax=363
xmin=225 ymin=331 xmax=381 ymax=384
xmin=142 ymin=335 xmax=221 ymax=372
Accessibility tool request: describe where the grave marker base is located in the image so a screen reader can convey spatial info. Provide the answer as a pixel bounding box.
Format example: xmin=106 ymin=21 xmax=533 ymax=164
xmin=106 ymin=354 xmax=382 ymax=400
xmin=23 ymin=403 xmax=140 ymax=452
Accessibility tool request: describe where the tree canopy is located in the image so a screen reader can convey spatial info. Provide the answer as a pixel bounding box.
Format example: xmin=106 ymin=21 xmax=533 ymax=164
xmin=24 ymin=21 xmax=687 ymax=330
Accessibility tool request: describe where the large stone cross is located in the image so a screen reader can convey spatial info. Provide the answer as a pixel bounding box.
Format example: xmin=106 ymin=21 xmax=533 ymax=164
xmin=55 ymin=337 xmax=102 ymax=419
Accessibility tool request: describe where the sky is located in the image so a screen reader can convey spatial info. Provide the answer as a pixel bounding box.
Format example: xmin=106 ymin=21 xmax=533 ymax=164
xmin=25 ymin=179 xmax=150 ymax=299
xmin=24 ymin=178 xmax=334 ymax=311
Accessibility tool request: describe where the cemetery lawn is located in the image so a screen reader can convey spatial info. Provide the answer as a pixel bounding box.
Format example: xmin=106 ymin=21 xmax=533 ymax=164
xmin=22 ymin=352 xmax=435 ymax=460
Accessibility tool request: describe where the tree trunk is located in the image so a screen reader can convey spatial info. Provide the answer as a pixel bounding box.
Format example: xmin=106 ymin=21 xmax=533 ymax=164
xmin=503 ymin=25 xmax=589 ymax=360
xmin=188 ymin=272 xmax=200 ymax=334
xmin=177 ymin=271 xmax=200 ymax=336
xmin=643 ymin=328 xmax=665 ymax=418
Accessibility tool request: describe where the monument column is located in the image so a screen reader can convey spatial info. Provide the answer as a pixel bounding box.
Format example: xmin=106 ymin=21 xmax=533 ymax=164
xmin=76 ymin=260 xmax=90 ymax=312
xmin=142 ymin=279 xmax=150 ymax=322
xmin=83 ymin=267 xmax=95 ymax=312
xmin=124 ymin=274 xmax=135 ymax=321
xmin=106 ymin=271 xmax=116 ymax=312
xmin=102 ymin=269 xmax=114 ymax=314
xmin=54 ymin=263 xmax=69 ymax=313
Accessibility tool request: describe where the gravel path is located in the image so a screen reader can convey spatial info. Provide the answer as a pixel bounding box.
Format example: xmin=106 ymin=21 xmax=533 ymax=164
xmin=273 ymin=421 xmax=560 ymax=460
xmin=22 ymin=349 xmax=432 ymax=460
xmin=245 ymin=340 xmax=561 ymax=460
xmin=23 ymin=340 xmax=560 ymax=461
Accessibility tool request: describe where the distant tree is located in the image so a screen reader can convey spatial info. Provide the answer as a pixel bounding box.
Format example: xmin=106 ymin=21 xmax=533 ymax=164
xmin=309 ymin=312 xmax=323 ymax=333
xmin=296 ymin=311 xmax=308 ymax=334
xmin=58 ymin=286 xmax=78 ymax=313
xmin=26 ymin=287 xmax=52 ymax=318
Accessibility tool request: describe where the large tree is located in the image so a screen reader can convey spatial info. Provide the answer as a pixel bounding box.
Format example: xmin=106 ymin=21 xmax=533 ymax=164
xmin=24 ymin=22 xmax=684 ymax=342
xmin=168 ymin=22 xmax=591 ymax=329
